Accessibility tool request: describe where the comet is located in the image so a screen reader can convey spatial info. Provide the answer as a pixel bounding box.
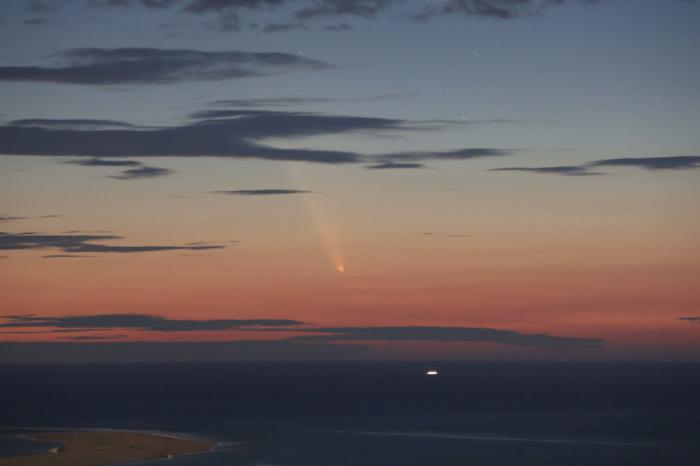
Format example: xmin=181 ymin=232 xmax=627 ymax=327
xmin=286 ymin=164 xmax=346 ymax=273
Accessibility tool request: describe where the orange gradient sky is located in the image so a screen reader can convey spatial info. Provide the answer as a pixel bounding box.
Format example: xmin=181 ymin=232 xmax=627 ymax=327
xmin=1 ymin=0 xmax=699 ymax=362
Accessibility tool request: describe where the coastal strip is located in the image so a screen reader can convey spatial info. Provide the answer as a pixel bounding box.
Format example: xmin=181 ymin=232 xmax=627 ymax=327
xmin=0 ymin=430 xmax=216 ymax=466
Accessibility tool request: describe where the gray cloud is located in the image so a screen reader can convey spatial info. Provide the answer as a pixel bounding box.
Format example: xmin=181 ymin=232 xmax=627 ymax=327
xmin=288 ymin=326 xmax=603 ymax=348
xmin=380 ymin=147 xmax=511 ymax=162
xmin=490 ymin=166 xmax=603 ymax=176
xmin=0 ymin=216 xmax=28 ymax=223
xmin=210 ymin=189 xmax=313 ymax=195
xmin=294 ymin=0 xmax=396 ymax=20
xmin=0 ymin=214 xmax=62 ymax=223
xmin=490 ymin=156 xmax=700 ymax=177
xmin=414 ymin=0 xmax=578 ymax=21
xmin=366 ymin=162 xmax=426 ymax=169
xmin=42 ymin=254 xmax=99 ymax=259
xmin=110 ymin=165 xmax=174 ymax=179
xmin=65 ymin=157 xmax=173 ymax=179
xmin=678 ymin=316 xmax=700 ymax=324
xmin=0 ymin=47 xmax=332 ymax=85
xmin=25 ymin=0 xmax=699 ymax=35
xmin=261 ymin=22 xmax=307 ymax=32
xmin=209 ymin=93 xmax=407 ymax=107
xmin=0 ymin=231 xmax=225 ymax=254
xmin=65 ymin=157 xmax=141 ymax=167
xmin=212 ymin=96 xmax=337 ymax=107
xmin=57 ymin=334 xmax=128 ymax=340
xmin=589 ymin=156 xmax=700 ymax=170
xmin=11 ymin=119 xmax=141 ymax=130
xmin=1 ymin=110 xmax=510 ymax=165
xmin=0 ymin=313 xmax=303 ymax=331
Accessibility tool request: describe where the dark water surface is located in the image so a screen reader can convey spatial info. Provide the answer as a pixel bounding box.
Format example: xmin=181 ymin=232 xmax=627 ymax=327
xmin=1 ymin=362 xmax=698 ymax=465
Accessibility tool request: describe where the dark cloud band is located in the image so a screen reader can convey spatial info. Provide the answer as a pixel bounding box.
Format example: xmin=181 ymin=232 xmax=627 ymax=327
xmin=0 ymin=313 xmax=303 ymax=331
xmin=0 ymin=48 xmax=332 ymax=85
xmin=288 ymin=326 xmax=603 ymax=348
xmin=0 ymin=231 xmax=224 ymax=254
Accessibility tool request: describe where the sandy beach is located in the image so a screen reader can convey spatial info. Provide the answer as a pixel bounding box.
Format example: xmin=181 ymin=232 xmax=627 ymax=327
xmin=0 ymin=430 xmax=216 ymax=466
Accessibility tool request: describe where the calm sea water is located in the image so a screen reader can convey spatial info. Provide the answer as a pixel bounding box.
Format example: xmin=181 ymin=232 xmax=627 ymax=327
xmin=1 ymin=362 xmax=698 ymax=465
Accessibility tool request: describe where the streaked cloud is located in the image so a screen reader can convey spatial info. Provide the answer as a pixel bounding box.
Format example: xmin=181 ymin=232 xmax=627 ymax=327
xmin=0 ymin=313 xmax=304 ymax=331
xmin=209 ymin=93 xmax=408 ymax=108
xmin=590 ymin=156 xmax=700 ymax=170
xmin=65 ymin=157 xmax=141 ymax=167
xmin=366 ymin=162 xmax=426 ymax=169
xmin=0 ymin=48 xmax=332 ymax=85
xmin=288 ymin=326 xmax=604 ymax=348
xmin=379 ymin=148 xmax=511 ymax=163
xmin=210 ymin=189 xmax=313 ymax=196
xmin=0 ymin=231 xmax=225 ymax=254
xmin=42 ymin=254 xmax=99 ymax=259
xmin=490 ymin=166 xmax=603 ymax=176
xmin=18 ymin=0 xmax=698 ymax=35
xmin=109 ymin=165 xmax=174 ymax=179
xmin=0 ymin=110 xmax=511 ymax=165
xmin=490 ymin=156 xmax=700 ymax=176
xmin=0 ymin=214 xmax=62 ymax=223
xmin=11 ymin=119 xmax=141 ymax=130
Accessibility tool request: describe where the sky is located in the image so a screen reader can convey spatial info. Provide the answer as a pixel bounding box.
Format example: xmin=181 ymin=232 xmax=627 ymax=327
xmin=0 ymin=0 xmax=699 ymax=363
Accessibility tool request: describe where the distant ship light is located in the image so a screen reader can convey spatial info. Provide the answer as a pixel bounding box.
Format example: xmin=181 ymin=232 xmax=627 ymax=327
xmin=426 ymin=370 xmax=439 ymax=376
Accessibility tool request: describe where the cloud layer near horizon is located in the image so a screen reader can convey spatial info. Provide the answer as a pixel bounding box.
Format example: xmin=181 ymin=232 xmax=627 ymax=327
xmin=0 ymin=313 xmax=303 ymax=331
xmin=0 ymin=314 xmax=604 ymax=350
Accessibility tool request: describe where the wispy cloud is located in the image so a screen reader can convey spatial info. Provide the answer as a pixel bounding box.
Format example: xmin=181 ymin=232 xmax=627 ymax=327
xmin=288 ymin=326 xmax=604 ymax=348
xmin=109 ymin=165 xmax=174 ymax=179
xmin=42 ymin=254 xmax=99 ymax=259
xmin=0 ymin=214 xmax=62 ymax=223
xmin=209 ymin=93 xmax=408 ymax=108
xmin=65 ymin=157 xmax=173 ymax=179
xmin=366 ymin=162 xmax=426 ymax=170
xmin=678 ymin=316 xmax=700 ymax=324
xmin=490 ymin=156 xmax=700 ymax=176
xmin=11 ymin=119 xmax=141 ymax=130
xmin=24 ymin=0 xmax=699 ymax=35
xmin=590 ymin=156 xmax=700 ymax=170
xmin=65 ymin=157 xmax=141 ymax=167
xmin=0 ymin=231 xmax=225 ymax=254
xmin=0 ymin=110 xmax=511 ymax=165
xmin=0 ymin=313 xmax=304 ymax=331
xmin=210 ymin=189 xmax=313 ymax=196
xmin=0 ymin=48 xmax=332 ymax=85
xmin=379 ymin=148 xmax=512 ymax=163
xmin=490 ymin=166 xmax=604 ymax=176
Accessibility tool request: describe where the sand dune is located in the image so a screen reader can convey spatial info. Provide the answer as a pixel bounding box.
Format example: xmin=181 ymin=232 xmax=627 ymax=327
xmin=0 ymin=430 xmax=216 ymax=466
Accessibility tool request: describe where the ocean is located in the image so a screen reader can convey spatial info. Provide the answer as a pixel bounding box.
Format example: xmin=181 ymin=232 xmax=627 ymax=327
xmin=1 ymin=362 xmax=698 ymax=465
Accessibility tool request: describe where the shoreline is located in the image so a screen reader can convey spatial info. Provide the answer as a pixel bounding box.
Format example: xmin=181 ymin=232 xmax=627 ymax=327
xmin=0 ymin=430 xmax=217 ymax=466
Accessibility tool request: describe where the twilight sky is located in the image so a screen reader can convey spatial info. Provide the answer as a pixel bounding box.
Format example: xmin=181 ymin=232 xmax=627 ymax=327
xmin=1 ymin=0 xmax=699 ymax=363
